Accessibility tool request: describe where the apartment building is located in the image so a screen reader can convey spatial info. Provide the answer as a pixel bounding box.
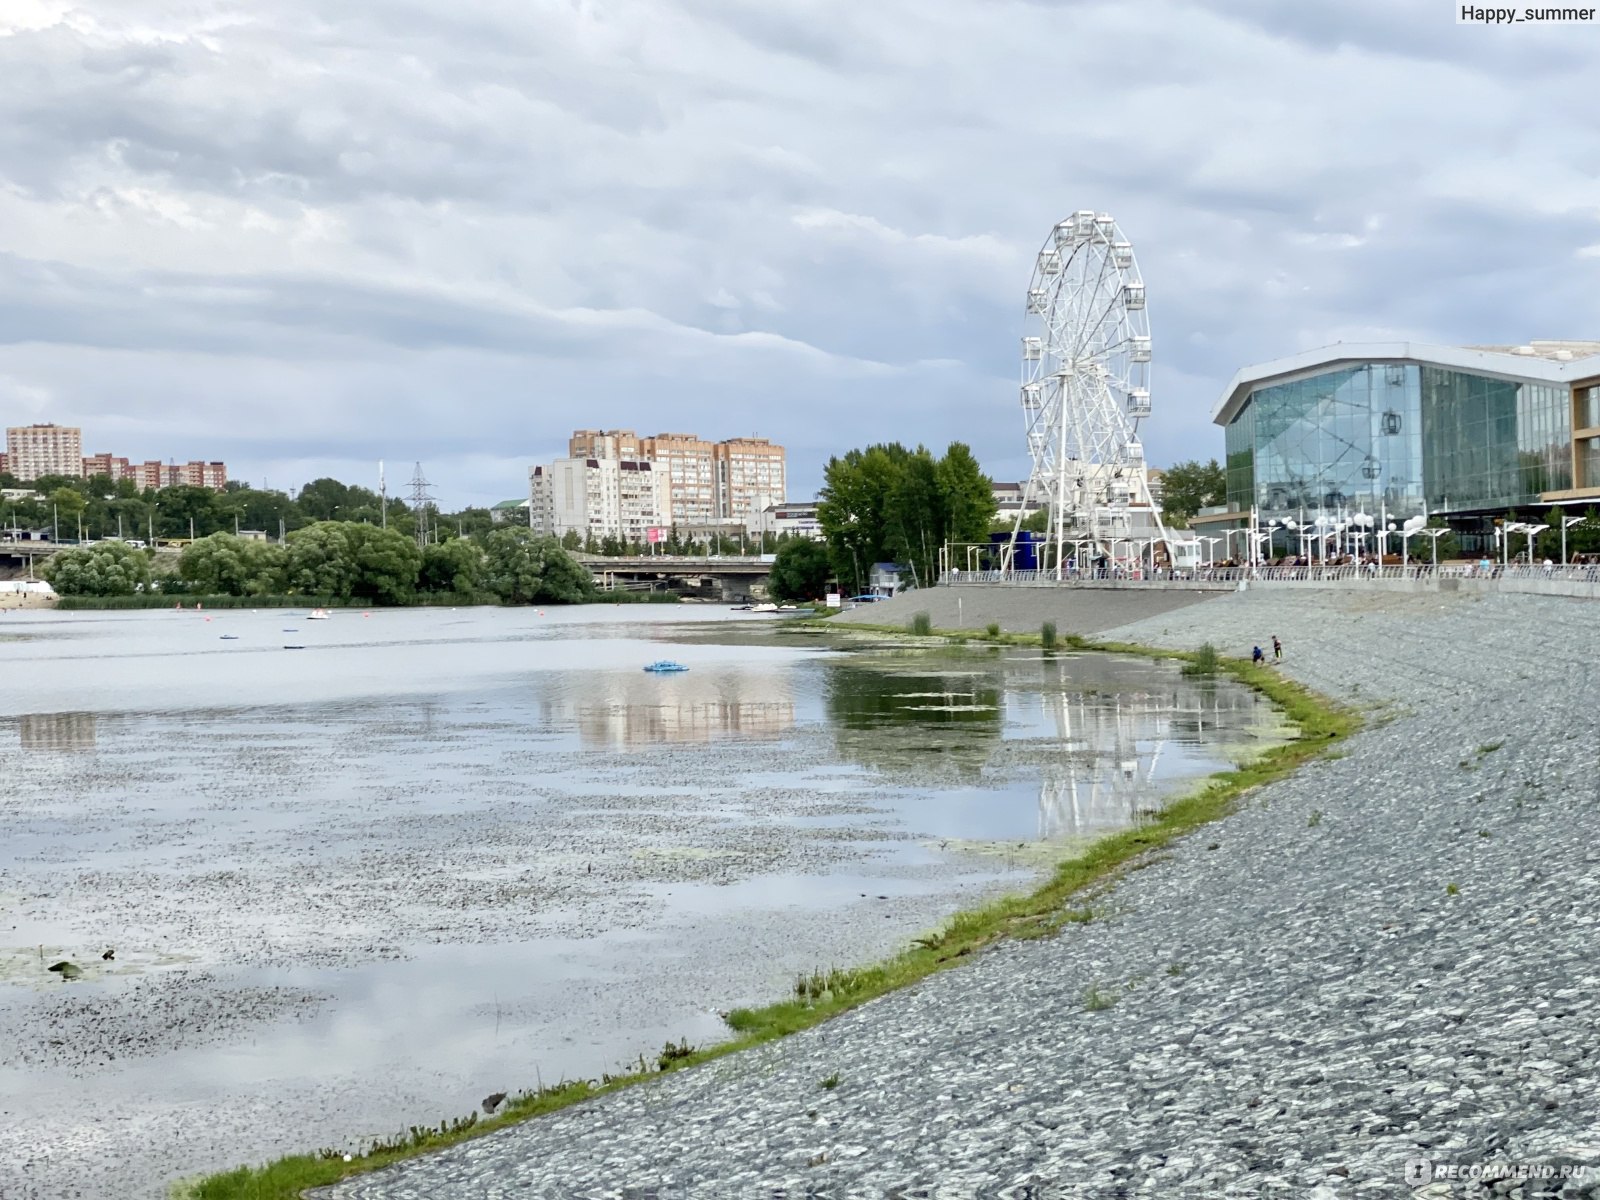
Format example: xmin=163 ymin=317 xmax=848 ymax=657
xmin=557 ymin=429 xmax=787 ymax=526
xmin=715 ymin=436 xmax=786 ymax=524
xmin=6 ymin=424 xmax=83 ymax=480
xmin=3 ymin=424 xmax=228 ymax=490
xmin=569 ymin=429 xmax=645 ymax=460
xmin=81 ymin=453 xmax=130 ymax=480
xmin=530 ymin=458 xmax=668 ymax=542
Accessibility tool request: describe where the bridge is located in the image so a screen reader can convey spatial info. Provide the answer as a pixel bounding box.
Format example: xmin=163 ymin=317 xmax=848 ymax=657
xmin=574 ymin=554 xmax=774 ymax=601
xmin=0 ymin=540 xmax=62 ymax=577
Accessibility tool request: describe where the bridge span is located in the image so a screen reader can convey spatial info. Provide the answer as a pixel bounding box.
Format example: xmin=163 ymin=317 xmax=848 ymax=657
xmin=573 ymin=554 xmax=774 ymax=601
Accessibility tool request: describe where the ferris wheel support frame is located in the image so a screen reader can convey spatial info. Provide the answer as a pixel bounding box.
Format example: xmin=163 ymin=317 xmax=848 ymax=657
xmin=1002 ymin=210 xmax=1172 ymax=579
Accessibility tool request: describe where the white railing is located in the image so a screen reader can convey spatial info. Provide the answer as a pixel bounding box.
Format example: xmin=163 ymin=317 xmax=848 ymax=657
xmin=942 ymin=562 xmax=1600 ymax=587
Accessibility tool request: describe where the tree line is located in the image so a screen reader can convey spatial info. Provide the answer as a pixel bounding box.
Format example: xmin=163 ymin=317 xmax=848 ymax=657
xmin=767 ymin=441 xmax=995 ymax=601
xmin=41 ymin=523 xmax=595 ymax=604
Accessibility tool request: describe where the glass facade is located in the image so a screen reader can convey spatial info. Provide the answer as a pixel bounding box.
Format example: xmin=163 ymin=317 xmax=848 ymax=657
xmin=1577 ymin=384 xmax=1600 ymax=432
xmin=1226 ymin=361 xmax=1573 ymax=518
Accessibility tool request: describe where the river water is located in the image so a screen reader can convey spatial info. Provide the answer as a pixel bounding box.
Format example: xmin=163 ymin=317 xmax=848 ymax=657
xmin=0 ymin=605 xmax=1287 ymax=1198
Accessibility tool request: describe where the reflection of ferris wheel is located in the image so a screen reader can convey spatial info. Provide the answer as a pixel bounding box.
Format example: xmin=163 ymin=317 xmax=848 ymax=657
xmin=1013 ymin=210 xmax=1162 ymax=573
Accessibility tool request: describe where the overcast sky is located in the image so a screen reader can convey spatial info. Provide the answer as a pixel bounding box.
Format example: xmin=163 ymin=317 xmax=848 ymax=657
xmin=3 ymin=1 xmax=1598 ymax=508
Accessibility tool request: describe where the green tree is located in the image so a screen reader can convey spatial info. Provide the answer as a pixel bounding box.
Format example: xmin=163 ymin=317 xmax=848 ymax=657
xmin=284 ymin=522 xmax=360 ymax=598
xmin=345 ymin=524 xmax=422 ymax=604
xmin=936 ymin=442 xmax=996 ymax=547
xmin=768 ymin=538 xmax=832 ymax=601
xmin=883 ymin=446 xmax=944 ymax=589
xmin=818 ymin=443 xmax=910 ymax=595
xmin=560 ymin=529 xmax=582 ymax=552
xmin=42 ymin=541 xmax=151 ymax=595
xmin=49 ymin=486 xmax=86 ymax=537
xmin=481 ymin=527 xmax=594 ymax=604
xmin=420 ymin=538 xmax=484 ymax=594
xmin=179 ymin=533 xmax=287 ymax=595
xmin=1159 ymin=459 xmax=1226 ymax=524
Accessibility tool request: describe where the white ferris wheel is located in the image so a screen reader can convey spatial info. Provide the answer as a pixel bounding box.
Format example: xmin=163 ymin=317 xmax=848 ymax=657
xmin=1012 ymin=209 xmax=1164 ymax=574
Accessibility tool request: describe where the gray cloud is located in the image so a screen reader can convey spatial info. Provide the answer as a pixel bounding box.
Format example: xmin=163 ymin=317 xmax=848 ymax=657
xmin=1 ymin=0 xmax=1597 ymax=507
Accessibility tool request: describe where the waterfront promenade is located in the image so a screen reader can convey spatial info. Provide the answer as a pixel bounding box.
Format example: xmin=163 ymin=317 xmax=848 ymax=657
xmin=318 ymin=587 xmax=1600 ymax=1198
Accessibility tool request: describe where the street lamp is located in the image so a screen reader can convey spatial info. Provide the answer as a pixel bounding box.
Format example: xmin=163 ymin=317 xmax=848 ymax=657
xmin=1350 ymin=511 xmax=1375 ymax=560
xmin=1415 ymin=527 xmax=1448 ymax=570
xmin=1522 ymin=523 xmax=1548 ymax=566
xmin=1562 ymin=515 xmax=1586 ymax=565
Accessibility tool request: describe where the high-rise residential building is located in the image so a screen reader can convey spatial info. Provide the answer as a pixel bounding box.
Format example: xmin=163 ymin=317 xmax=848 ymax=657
xmin=569 ymin=429 xmax=645 ymax=460
xmin=4 ymin=424 xmax=226 ymax=490
xmin=558 ymin=429 xmax=788 ymax=526
xmin=82 ymin=453 xmax=132 ymax=480
xmin=714 ymin=437 xmax=786 ymax=523
xmin=640 ymin=432 xmax=720 ymax=524
xmin=180 ymin=461 xmax=228 ymax=489
xmin=6 ymin=424 xmax=83 ymax=480
xmin=530 ymin=458 xmax=668 ymax=542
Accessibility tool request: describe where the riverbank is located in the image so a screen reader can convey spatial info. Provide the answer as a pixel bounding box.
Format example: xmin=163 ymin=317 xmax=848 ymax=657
xmin=831 ymin=582 xmax=1222 ymax=636
xmin=179 ymin=606 xmax=1348 ymax=1199
xmin=5 ymin=606 xmax=1269 ymax=1200
xmin=301 ymin=587 xmax=1600 ymax=1198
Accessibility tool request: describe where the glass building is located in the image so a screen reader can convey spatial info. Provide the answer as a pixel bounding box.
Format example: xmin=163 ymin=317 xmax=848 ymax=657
xmin=1210 ymin=341 xmax=1600 ymax=542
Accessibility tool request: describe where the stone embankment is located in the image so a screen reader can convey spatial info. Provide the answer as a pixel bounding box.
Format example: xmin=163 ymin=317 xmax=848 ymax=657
xmin=831 ymin=581 xmax=1220 ymax=636
xmin=321 ymin=588 xmax=1600 ymax=1199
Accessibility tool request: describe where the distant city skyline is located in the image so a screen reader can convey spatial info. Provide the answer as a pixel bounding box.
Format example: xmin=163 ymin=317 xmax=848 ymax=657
xmin=3 ymin=422 xmax=228 ymax=490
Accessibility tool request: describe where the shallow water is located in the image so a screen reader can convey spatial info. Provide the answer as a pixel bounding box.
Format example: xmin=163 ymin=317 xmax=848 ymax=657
xmin=0 ymin=605 xmax=1287 ymax=1198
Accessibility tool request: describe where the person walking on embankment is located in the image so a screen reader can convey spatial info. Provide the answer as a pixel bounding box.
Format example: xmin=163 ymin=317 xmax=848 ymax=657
xmin=1272 ymin=635 xmax=1283 ymax=662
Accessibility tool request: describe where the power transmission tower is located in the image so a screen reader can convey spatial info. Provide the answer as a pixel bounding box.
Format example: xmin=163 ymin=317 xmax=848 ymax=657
xmin=408 ymin=462 xmax=434 ymax=549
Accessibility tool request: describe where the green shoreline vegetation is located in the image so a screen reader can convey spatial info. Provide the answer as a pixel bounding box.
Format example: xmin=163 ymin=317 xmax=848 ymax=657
xmin=54 ymin=590 xmax=681 ymax=611
xmin=175 ymin=620 xmax=1356 ymax=1200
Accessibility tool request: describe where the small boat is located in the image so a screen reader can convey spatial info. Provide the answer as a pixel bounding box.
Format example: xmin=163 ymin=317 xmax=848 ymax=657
xmin=749 ymin=602 xmax=778 ymax=613
xmin=219 ymin=635 xmax=239 ymax=641
xmin=643 ymin=660 xmax=689 ymax=674
xmin=284 ymin=644 xmax=306 ymax=650
xmin=307 ymin=609 xmax=330 ymax=620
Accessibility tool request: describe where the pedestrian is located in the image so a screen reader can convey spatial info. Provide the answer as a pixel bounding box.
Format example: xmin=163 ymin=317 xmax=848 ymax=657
xmin=1252 ymin=645 xmax=1264 ymax=664
xmin=1272 ymin=635 xmax=1283 ymax=662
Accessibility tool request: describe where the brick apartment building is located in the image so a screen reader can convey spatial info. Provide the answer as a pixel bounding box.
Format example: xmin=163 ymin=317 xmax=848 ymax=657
xmin=4 ymin=424 xmax=226 ymax=490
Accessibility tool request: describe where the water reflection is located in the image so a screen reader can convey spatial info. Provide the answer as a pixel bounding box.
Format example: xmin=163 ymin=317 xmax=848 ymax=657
xmin=18 ymin=711 xmax=97 ymax=751
xmin=825 ymin=651 xmax=1280 ymax=842
xmin=547 ymin=671 xmax=796 ymax=747
xmin=1031 ymin=661 xmax=1263 ymax=839
xmin=824 ymin=664 xmax=1002 ymax=782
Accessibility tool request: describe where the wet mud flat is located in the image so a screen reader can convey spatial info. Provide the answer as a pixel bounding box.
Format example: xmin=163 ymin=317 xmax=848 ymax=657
xmin=0 ymin=607 xmax=1276 ymax=1199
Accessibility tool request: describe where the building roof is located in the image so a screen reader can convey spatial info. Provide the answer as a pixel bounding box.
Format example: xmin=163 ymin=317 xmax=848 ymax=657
xmin=1212 ymin=340 xmax=1600 ymax=427
xmin=491 ymin=498 xmax=530 ymax=510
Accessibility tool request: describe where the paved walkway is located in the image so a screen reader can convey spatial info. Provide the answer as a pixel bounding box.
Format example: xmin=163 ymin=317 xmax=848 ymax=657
xmin=319 ymin=588 xmax=1600 ymax=1199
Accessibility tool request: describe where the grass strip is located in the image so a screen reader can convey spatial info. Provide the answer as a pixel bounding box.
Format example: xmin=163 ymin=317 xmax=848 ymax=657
xmin=175 ymin=621 xmax=1355 ymax=1200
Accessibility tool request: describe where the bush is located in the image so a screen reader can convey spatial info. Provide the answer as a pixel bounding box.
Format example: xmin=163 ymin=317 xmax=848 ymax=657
xmin=910 ymin=611 xmax=932 ymax=636
xmin=985 ymin=622 xmax=1001 ymax=638
xmin=1040 ymin=620 xmax=1057 ymax=649
xmin=1182 ymin=642 xmax=1220 ymax=676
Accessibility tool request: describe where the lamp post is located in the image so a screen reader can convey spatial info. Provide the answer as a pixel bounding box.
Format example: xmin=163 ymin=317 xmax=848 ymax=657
xmin=1523 ymin=523 xmax=1548 ymax=567
xmin=1350 ymin=511 xmax=1374 ymax=561
xmin=1417 ymin=527 xmax=1447 ymax=570
xmin=1562 ymin=515 xmax=1586 ymax=565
